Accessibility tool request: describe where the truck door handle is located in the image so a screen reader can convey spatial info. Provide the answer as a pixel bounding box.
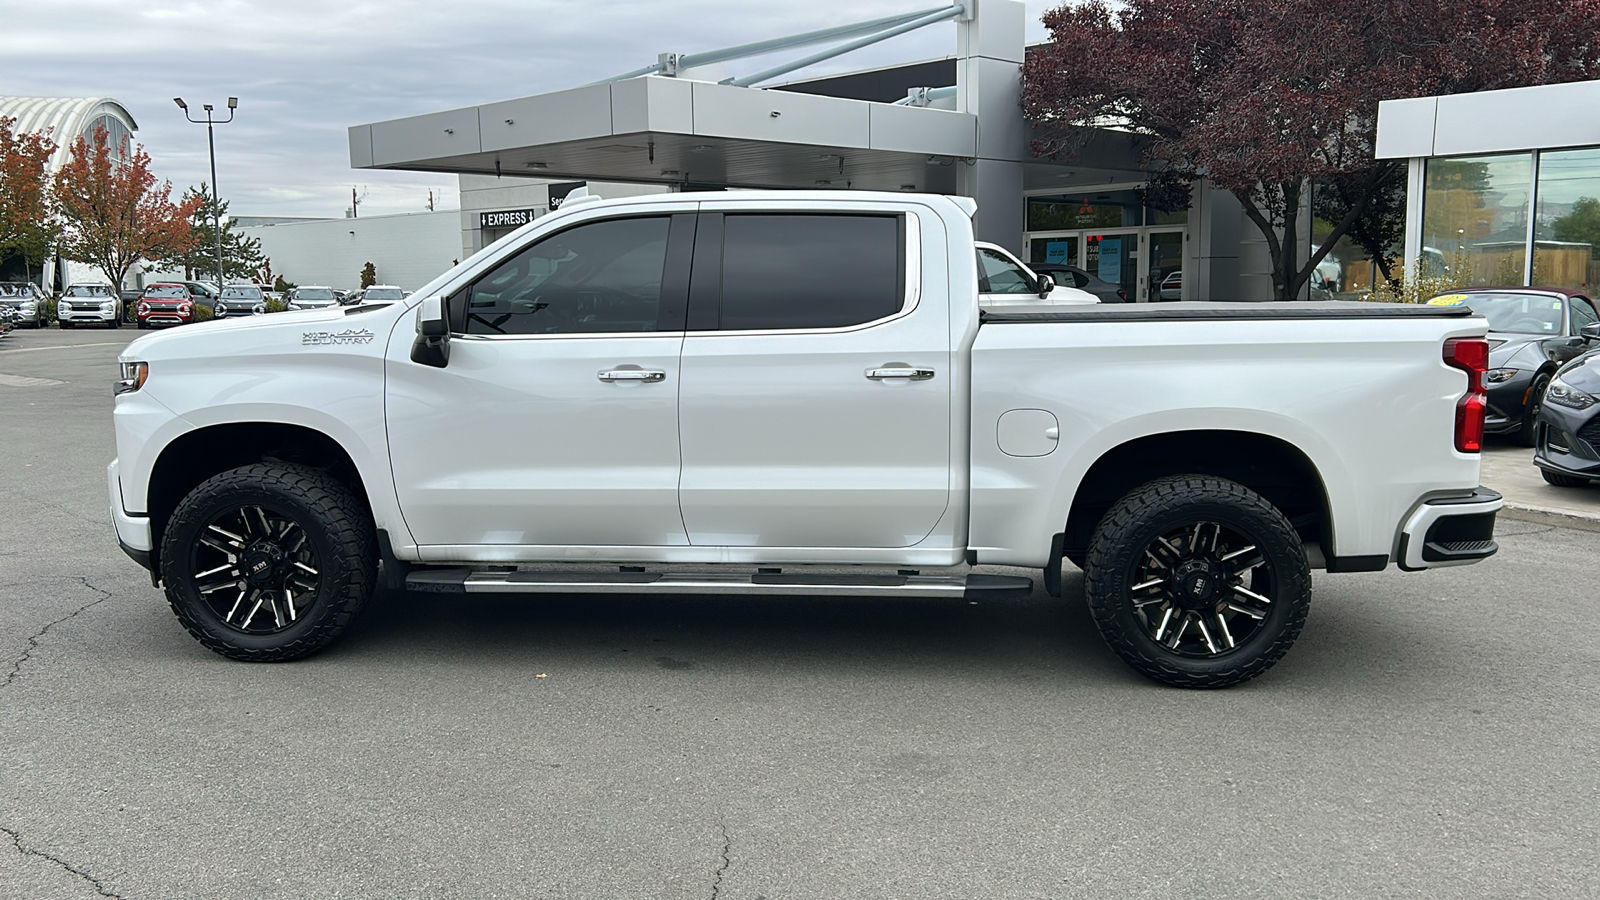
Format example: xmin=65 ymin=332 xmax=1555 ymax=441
xmin=865 ymin=365 xmax=936 ymax=381
xmin=597 ymin=368 xmax=667 ymax=383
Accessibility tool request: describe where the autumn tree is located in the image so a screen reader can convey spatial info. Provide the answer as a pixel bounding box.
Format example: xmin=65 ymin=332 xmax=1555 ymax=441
xmin=1023 ymin=0 xmax=1600 ymax=300
xmin=52 ymin=125 xmax=201 ymax=290
xmin=0 ymin=116 xmax=58 ymax=281
xmin=359 ymin=261 xmax=377 ymax=288
xmin=175 ymin=182 xmax=265 ymax=283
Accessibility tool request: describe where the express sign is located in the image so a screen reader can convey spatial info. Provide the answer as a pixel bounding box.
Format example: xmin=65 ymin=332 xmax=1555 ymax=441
xmin=479 ymin=208 xmax=538 ymax=229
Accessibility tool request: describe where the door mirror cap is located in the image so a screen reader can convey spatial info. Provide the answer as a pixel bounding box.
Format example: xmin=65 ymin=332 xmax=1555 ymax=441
xmin=1582 ymin=321 xmax=1600 ymax=341
xmin=1037 ymin=273 xmax=1055 ymax=298
xmin=411 ymin=295 xmax=450 ymax=367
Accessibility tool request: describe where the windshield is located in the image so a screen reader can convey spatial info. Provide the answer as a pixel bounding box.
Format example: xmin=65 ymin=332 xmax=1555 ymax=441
xmin=221 ymin=286 xmax=263 ymax=299
xmin=0 ymin=284 xmax=38 ymax=297
xmin=66 ymin=285 xmax=109 ymax=297
xmin=362 ymin=288 xmax=404 ymax=301
xmin=295 ymin=289 xmax=335 ymax=301
xmin=1448 ymin=292 xmax=1566 ymax=335
xmin=144 ymin=285 xmax=188 ymax=299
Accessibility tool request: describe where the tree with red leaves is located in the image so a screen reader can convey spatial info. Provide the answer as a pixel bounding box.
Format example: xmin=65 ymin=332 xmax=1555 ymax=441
xmin=0 ymin=116 xmax=58 ymax=278
xmin=1023 ymin=0 xmax=1600 ymax=300
xmin=52 ymin=125 xmax=202 ymax=290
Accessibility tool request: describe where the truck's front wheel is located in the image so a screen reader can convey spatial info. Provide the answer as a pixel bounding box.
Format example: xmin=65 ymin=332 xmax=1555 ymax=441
xmin=1083 ymin=475 xmax=1310 ymax=688
xmin=160 ymin=464 xmax=376 ymax=661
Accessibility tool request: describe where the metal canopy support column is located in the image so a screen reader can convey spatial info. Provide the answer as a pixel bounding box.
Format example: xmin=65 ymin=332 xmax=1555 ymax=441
xmin=954 ymin=0 xmax=1026 ymax=253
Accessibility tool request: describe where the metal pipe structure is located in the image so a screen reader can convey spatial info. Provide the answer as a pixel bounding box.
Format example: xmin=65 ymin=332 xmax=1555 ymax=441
xmin=596 ymin=5 xmax=958 ymax=85
xmin=726 ymin=4 xmax=965 ymax=88
xmin=893 ymin=85 xmax=959 ymax=106
xmin=174 ymin=96 xmax=238 ymax=292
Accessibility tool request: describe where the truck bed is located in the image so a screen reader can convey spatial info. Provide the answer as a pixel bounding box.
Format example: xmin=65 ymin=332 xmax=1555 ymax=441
xmin=981 ymin=301 xmax=1475 ymax=324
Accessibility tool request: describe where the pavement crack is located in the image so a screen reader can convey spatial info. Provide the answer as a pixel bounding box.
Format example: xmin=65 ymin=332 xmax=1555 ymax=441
xmin=0 ymin=824 xmax=122 ymax=898
xmin=709 ymin=822 xmax=731 ymax=900
xmin=2 ymin=577 xmax=117 ymax=689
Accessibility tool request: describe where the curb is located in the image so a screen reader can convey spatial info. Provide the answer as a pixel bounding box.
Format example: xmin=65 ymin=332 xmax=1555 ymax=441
xmin=1499 ymin=502 xmax=1600 ymax=534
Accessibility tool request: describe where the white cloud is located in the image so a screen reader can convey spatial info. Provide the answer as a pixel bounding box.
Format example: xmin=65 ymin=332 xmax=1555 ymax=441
xmin=6 ymin=0 xmax=1053 ymax=217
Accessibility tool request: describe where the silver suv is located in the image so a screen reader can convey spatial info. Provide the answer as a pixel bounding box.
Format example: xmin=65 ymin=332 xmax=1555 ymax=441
xmin=0 ymin=282 xmax=46 ymax=328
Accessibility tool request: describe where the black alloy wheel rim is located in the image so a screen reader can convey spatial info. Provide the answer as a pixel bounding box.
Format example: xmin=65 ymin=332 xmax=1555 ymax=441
xmin=1127 ymin=519 xmax=1275 ymax=658
xmin=189 ymin=504 xmax=321 ymax=634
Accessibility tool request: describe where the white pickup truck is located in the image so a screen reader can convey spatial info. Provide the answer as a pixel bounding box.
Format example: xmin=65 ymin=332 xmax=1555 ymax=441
xmin=109 ymin=190 xmax=1502 ymax=687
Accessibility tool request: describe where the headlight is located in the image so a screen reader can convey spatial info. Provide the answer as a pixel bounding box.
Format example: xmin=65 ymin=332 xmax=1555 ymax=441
xmin=253 ymin=303 xmax=266 ymax=315
xmin=178 ymin=302 xmax=192 ymax=315
xmin=100 ymin=301 xmax=114 ymax=311
xmin=288 ymin=301 xmax=301 ymax=310
xmin=115 ymin=361 xmax=148 ymax=395
xmin=1485 ymin=368 xmax=1519 ymax=384
xmin=1546 ymin=376 xmax=1597 ymax=410
xmin=137 ymin=302 xmax=150 ymax=316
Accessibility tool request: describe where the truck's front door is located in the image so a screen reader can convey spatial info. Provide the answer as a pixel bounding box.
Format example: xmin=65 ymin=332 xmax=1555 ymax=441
xmin=676 ymin=209 xmax=952 ymax=548
xmin=386 ymin=210 xmax=695 ymax=551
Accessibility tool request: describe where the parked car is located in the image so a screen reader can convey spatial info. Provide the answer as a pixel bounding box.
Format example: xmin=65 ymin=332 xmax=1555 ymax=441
xmin=975 ymin=242 xmax=1099 ymax=308
xmin=136 ymin=283 xmax=196 ymax=329
xmin=1533 ymin=339 xmax=1600 ymax=486
xmin=1158 ymin=271 xmax=1183 ymax=301
xmin=285 ymin=286 xmax=340 ymax=310
xmin=110 ymin=190 xmax=1501 ymax=688
xmin=182 ymin=281 xmax=220 ymax=313
xmin=0 ymin=281 xmax=47 ymax=327
xmin=0 ymin=303 xmax=17 ymax=335
xmin=1030 ymin=263 xmax=1127 ymax=303
xmin=215 ymin=285 xmax=267 ymax=318
xmin=1426 ymin=288 xmax=1600 ymax=445
xmin=57 ymin=283 xmax=122 ymax=328
xmin=347 ymin=285 xmax=407 ymax=305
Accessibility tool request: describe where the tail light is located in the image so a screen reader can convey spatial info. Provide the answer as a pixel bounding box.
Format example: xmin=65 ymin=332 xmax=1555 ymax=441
xmin=1117 ymin=289 xmax=1127 ymax=301
xmin=1443 ymin=337 xmax=1489 ymax=452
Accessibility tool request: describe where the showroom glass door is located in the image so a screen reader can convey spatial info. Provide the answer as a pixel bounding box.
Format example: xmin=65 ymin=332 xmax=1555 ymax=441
xmin=1147 ymin=231 xmax=1185 ymax=301
xmin=1084 ymin=230 xmax=1140 ymax=300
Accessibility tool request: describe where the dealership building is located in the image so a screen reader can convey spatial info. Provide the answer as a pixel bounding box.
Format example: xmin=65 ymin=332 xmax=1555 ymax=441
xmin=348 ymin=0 xmax=1266 ymax=303
xmin=1378 ymin=79 xmax=1600 ymax=295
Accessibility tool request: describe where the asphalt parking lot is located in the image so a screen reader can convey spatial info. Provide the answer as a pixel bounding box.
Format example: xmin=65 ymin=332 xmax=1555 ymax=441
xmin=2 ymin=326 xmax=1598 ymax=899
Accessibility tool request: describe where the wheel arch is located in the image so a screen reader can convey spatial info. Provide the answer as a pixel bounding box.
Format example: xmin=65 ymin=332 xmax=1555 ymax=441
xmin=1060 ymin=429 xmax=1333 ymax=561
xmin=146 ymin=422 xmax=372 ymax=573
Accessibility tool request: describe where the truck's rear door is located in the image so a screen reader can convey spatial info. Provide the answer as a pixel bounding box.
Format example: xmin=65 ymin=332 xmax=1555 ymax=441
xmin=675 ymin=207 xmax=951 ymax=548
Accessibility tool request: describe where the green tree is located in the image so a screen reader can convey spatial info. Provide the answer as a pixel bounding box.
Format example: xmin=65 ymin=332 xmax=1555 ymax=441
xmin=176 ymin=182 xmax=265 ymax=283
xmin=1552 ymin=197 xmax=1600 ymax=260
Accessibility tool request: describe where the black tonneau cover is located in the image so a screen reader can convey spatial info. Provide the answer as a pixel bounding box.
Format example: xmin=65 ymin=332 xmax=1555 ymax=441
xmin=981 ymin=300 xmax=1476 ymax=324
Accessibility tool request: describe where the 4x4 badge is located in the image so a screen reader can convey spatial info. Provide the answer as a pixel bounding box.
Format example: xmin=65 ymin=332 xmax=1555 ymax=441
xmin=302 ymin=329 xmax=374 ymax=346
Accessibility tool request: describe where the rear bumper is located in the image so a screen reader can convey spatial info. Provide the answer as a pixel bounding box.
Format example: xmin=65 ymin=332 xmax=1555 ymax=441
xmin=1397 ymin=487 xmax=1502 ymax=571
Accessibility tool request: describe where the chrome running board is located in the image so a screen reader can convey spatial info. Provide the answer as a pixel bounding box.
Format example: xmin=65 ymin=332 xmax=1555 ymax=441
xmin=405 ymin=568 xmax=1032 ymax=600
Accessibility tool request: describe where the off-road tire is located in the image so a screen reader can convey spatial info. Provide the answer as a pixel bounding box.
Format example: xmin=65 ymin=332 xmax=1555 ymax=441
xmin=1541 ymin=468 xmax=1592 ymax=488
xmin=161 ymin=463 xmax=375 ymax=661
xmin=1083 ymin=475 xmax=1311 ymax=688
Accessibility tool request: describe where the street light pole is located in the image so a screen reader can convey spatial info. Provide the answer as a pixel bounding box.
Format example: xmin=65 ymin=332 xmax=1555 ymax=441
xmin=174 ymin=96 xmax=237 ymax=292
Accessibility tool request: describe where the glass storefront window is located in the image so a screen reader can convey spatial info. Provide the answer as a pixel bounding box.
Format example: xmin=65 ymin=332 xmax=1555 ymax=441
xmin=1422 ymin=153 xmax=1532 ymax=287
xmin=1027 ymin=190 xmax=1143 ymax=231
xmin=1533 ymin=147 xmax=1600 ymax=291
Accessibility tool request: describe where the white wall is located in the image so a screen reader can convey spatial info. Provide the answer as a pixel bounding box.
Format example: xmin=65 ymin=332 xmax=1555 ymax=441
xmin=237 ymin=209 xmax=460 ymax=292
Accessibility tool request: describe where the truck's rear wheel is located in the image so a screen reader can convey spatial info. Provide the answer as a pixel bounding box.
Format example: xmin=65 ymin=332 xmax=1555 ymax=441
xmin=160 ymin=464 xmax=375 ymax=661
xmin=1083 ymin=475 xmax=1310 ymax=688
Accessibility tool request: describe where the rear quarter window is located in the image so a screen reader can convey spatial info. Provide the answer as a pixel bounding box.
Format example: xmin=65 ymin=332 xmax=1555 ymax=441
xmin=716 ymin=214 xmax=903 ymax=330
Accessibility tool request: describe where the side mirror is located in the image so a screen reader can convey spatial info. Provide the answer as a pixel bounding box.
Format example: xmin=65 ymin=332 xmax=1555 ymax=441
xmin=1037 ymin=273 xmax=1055 ymax=298
xmin=1583 ymin=322 xmax=1600 ymax=341
xmin=410 ymin=295 xmax=451 ymax=368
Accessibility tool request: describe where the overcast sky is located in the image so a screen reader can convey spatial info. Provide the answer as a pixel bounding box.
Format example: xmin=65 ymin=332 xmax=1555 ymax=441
xmin=2 ymin=1 xmax=1053 ymax=219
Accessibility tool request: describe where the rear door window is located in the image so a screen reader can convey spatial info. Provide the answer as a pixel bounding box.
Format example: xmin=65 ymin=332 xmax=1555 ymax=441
xmin=709 ymin=214 xmax=903 ymax=330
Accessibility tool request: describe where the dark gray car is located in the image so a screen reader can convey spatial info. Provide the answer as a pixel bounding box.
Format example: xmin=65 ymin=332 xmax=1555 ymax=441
xmin=215 ymin=285 xmax=266 ymax=317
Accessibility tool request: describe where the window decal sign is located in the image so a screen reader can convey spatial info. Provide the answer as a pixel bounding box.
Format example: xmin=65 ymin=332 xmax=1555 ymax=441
xmin=1099 ymin=237 xmax=1123 ymax=283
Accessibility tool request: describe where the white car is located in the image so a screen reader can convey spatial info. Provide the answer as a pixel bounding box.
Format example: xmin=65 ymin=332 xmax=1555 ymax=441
xmin=975 ymin=241 xmax=1099 ymax=308
xmin=350 ymin=285 xmax=407 ymax=305
xmin=57 ymin=283 xmax=122 ymax=328
xmin=285 ymin=286 xmax=339 ymax=310
xmin=109 ymin=190 xmax=1501 ymax=688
